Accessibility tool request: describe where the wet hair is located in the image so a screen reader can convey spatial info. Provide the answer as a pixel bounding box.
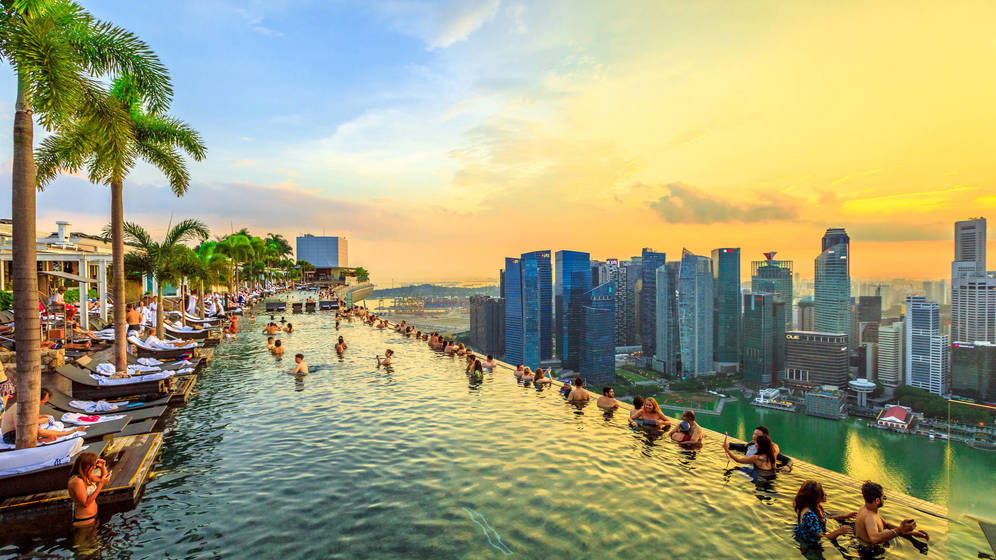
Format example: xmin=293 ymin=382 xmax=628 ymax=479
xmin=274 ymin=340 xmax=282 ymax=347
xmin=40 ymin=388 xmax=50 ymax=400
xmin=755 ymin=434 xmax=777 ymax=469
xmin=473 ymin=359 xmax=483 ymax=373
xmin=267 ymin=337 xmax=274 ymax=342
xmin=861 ymin=481 xmax=884 ymax=504
xmin=70 ymin=451 xmax=99 ymax=482
xmin=338 ymin=336 xmax=345 ymax=343
xmin=633 ymin=396 xmax=645 ymax=409
xmin=286 ymin=323 xmax=293 ymax=328
xmin=295 ymin=353 xmax=304 ymax=360
xmin=644 ymin=397 xmax=663 ymax=415
xmin=682 ymin=410 xmax=695 ymax=422
xmin=386 ymin=349 xmax=394 ymax=356
xmin=602 ymin=386 xmax=613 ymax=396
xmin=573 ymin=377 xmax=584 ymax=387
xmin=755 ymin=425 xmax=770 ymax=436
xmin=793 ymin=480 xmax=827 ymax=521
xmin=487 ymin=355 xmax=493 ymax=361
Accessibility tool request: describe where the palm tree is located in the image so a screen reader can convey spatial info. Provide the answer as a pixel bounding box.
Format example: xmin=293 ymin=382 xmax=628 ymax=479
xmin=216 ymin=234 xmax=252 ymax=291
xmin=298 ymin=260 xmax=315 ymax=282
xmin=193 ymin=241 xmax=230 ymax=319
xmin=119 ymin=220 xmax=208 ymax=338
xmin=36 ymin=74 xmax=205 ymax=375
xmin=1 ymin=0 xmax=171 ymax=449
xmin=353 ymin=266 xmax=370 ymax=283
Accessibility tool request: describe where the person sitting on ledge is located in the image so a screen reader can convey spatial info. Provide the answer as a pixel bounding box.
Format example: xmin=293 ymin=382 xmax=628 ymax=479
xmin=567 ymin=377 xmax=590 ymax=402
xmin=726 ymin=425 xmax=793 ymax=472
xmin=630 ymin=397 xmax=671 ymax=429
xmin=597 ymin=386 xmax=621 ymax=412
xmin=271 ymin=339 xmax=285 ymax=356
xmin=377 ymin=349 xmax=394 ymax=367
xmin=792 ymin=480 xmax=855 ymax=548
xmin=1 ymin=388 xmax=85 ymax=444
xmin=854 ymin=481 xmax=928 ymax=548
xmin=291 ymin=353 xmax=308 ymax=375
xmin=669 ymin=410 xmax=703 ymax=446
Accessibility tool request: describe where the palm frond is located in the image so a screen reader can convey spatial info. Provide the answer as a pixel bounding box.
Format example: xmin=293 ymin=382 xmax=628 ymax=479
xmin=162 ymin=218 xmax=209 ymax=249
xmin=135 ymin=140 xmax=190 ymax=195
xmin=135 ymin=111 xmax=207 ymax=161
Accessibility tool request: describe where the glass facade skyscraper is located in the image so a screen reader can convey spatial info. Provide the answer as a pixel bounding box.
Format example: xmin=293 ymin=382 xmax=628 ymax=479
xmin=711 ymin=248 xmax=741 ymax=366
xmin=640 ymin=249 xmax=667 ymax=358
xmin=503 ymin=251 xmax=552 ymax=368
xmin=617 ymin=260 xmax=643 ymax=346
xmin=742 ymin=293 xmax=785 ymax=386
xmin=951 ymin=218 xmax=995 ymax=344
xmin=555 ymin=250 xmax=591 ymax=370
xmin=814 ymin=228 xmax=851 ymax=341
xmin=905 ymin=295 xmax=949 ymax=395
xmin=678 ymin=249 xmax=714 ymax=376
xmin=751 ymin=255 xmax=793 ymax=329
xmin=581 ymin=281 xmax=616 ymax=385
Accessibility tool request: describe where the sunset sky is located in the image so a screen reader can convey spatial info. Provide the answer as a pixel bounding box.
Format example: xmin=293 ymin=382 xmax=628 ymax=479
xmin=2 ymin=0 xmax=994 ymax=282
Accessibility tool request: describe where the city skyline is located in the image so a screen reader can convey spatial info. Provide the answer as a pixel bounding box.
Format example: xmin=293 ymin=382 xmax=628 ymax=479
xmin=1 ymin=1 xmax=994 ymax=282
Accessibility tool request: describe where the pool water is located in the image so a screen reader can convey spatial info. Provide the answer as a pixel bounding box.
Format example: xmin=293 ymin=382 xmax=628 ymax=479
xmin=0 ymin=299 xmax=977 ymax=558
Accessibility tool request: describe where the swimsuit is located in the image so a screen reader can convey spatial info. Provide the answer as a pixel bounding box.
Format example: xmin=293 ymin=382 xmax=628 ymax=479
xmin=793 ymin=509 xmax=826 ymax=545
xmin=72 ymin=477 xmax=98 ymax=523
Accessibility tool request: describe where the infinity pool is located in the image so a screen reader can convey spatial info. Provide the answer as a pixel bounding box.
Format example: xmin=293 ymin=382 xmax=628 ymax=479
xmin=1 ymin=298 xmax=967 ymax=558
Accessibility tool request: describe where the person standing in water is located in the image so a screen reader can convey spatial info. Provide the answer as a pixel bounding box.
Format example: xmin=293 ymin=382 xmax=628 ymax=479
xmin=854 ymin=481 xmax=928 ymax=548
xmin=291 ymin=353 xmax=309 ymax=375
xmin=377 ymin=349 xmax=394 ymax=366
xmin=335 ymin=336 xmax=348 ymax=356
xmin=68 ymin=452 xmax=110 ymax=527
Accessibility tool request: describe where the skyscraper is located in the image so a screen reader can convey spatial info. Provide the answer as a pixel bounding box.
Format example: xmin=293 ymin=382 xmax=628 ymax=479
xmin=712 ymin=248 xmax=741 ymax=369
xmin=555 ymin=250 xmax=591 ymax=370
xmin=653 ymin=262 xmax=681 ymax=375
xmin=951 ymin=341 xmax=995 ymax=402
xmin=814 ymin=228 xmax=851 ymax=342
xmin=905 ymin=296 xmax=949 ymax=395
xmin=751 ymin=253 xmax=793 ymax=328
xmin=797 ymin=299 xmax=815 ymax=331
xmin=617 ymin=259 xmax=643 ymax=346
xmin=640 ymin=249 xmax=667 ymax=358
xmin=784 ymin=331 xmax=849 ymax=389
xmin=469 ymin=295 xmax=505 ymax=359
xmin=503 ymin=251 xmax=552 ymax=368
xmin=678 ymin=249 xmax=714 ymax=376
xmin=951 ymin=218 xmax=995 ymax=344
xmin=581 ymin=281 xmax=616 ymax=385
xmin=876 ymin=321 xmax=903 ymax=393
xmin=742 ymin=293 xmax=786 ymax=386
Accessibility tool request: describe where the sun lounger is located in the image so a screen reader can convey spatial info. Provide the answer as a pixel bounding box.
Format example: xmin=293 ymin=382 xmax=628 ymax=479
xmin=304 ymin=302 xmax=316 ymax=312
xmin=41 ymin=401 xmax=165 ymax=425
xmin=118 ymin=418 xmax=158 ymax=437
xmin=165 ymin=323 xmax=211 ymax=340
xmin=128 ymin=335 xmax=198 ymax=359
xmin=265 ymin=301 xmax=286 ymax=312
xmin=56 ymin=364 xmax=172 ymax=401
xmin=0 ymin=439 xmax=109 ymax=499
xmin=79 ymin=352 xmax=203 ymax=375
xmin=292 ymin=302 xmax=303 ymax=314
xmin=45 ymin=386 xmax=169 ymax=413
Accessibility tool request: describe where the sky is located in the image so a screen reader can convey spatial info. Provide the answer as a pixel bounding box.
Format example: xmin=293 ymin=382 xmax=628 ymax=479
xmin=2 ymin=0 xmax=995 ymax=283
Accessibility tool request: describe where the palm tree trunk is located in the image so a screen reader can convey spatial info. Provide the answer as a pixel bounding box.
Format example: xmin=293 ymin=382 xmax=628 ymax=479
xmin=181 ymin=276 xmax=187 ymax=327
xmin=156 ymin=283 xmax=164 ymax=339
xmin=199 ymin=279 xmax=205 ymax=319
xmin=12 ymin=73 xmax=40 ymax=449
xmin=111 ymin=178 xmax=127 ymax=374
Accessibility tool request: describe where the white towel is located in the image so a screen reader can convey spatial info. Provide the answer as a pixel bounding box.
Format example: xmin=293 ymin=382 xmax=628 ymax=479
xmin=172 ymin=359 xmax=194 ymax=367
xmin=146 ymin=336 xmax=196 ymax=350
xmin=176 ymin=367 xmax=194 ymax=375
xmin=93 ymin=363 xmax=161 ymax=376
xmin=137 ymin=357 xmax=163 ymax=366
xmin=68 ymin=399 xmax=124 ymax=413
xmin=0 ymin=437 xmax=83 ymax=465
xmin=94 ymin=363 xmax=116 ymax=376
xmin=60 ymin=412 xmax=125 ymax=425
xmin=90 ymin=371 xmax=174 ymax=385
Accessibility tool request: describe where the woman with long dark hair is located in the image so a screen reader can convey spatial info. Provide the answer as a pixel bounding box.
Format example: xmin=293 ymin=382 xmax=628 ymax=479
xmin=792 ymin=480 xmax=855 ymax=546
xmin=68 ymin=452 xmax=110 ymax=527
xmin=723 ymin=434 xmax=778 ymax=477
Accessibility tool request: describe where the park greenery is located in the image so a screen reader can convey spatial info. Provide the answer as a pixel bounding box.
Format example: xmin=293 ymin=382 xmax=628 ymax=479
xmin=894 ymin=385 xmax=994 ymax=425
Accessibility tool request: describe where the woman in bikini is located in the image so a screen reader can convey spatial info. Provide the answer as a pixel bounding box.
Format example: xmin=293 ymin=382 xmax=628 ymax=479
xmin=68 ymin=452 xmax=110 ymax=527
xmin=630 ymin=397 xmax=672 ymax=429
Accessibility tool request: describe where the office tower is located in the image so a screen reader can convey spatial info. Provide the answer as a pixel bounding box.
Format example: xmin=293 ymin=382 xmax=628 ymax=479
xmin=905 ymin=296 xmax=949 ymax=395
xmin=580 ymin=282 xmax=616 ymax=385
xmin=653 ymin=262 xmax=681 ymax=375
xmin=951 ymin=218 xmax=995 ymax=344
xmin=798 ymin=299 xmax=815 ymax=331
xmin=742 ymin=293 xmax=785 ymax=386
xmin=877 ymin=321 xmax=904 ymax=392
xmin=951 ymin=342 xmax=995 ymax=402
xmin=678 ymin=250 xmax=714 ymax=376
xmin=814 ymin=228 xmax=851 ymax=342
xmin=751 ymin=252 xmax=793 ymax=328
xmin=503 ymin=251 xmax=552 ymax=368
xmin=640 ymin=249 xmax=667 ymax=358
xmin=712 ymin=248 xmax=741 ymax=368
xmin=784 ymin=331 xmax=849 ymax=389
xmin=617 ymin=259 xmax=643 ymax=346
xmin=469 ymin=295 xmax=504 ymax=359
xmin=591 ymin=260 xmax=613 ymax=290
xmin=499 ymin=269 xmax=505 ymax=299
xmin=555 ymin=250 xmax=591 ymax=370
xmin=856 ymin=295 xmax=882 ymax=344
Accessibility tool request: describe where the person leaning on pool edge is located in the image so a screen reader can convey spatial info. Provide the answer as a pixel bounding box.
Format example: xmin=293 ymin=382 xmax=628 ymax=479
xmin=854 ymin=481 xmax=928 ymax=548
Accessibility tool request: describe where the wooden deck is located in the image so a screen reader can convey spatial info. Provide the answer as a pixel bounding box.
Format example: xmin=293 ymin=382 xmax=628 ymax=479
xmin=168 ymin=374 xmax=197 ymax=405
xmin=0 ymin=433 xmax=164 ymax=523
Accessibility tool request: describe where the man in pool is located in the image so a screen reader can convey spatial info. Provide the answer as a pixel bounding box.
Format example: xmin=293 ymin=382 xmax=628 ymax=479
xmin=855 ymin=481 xmax=928 ymax=548
xmin=596 ymin=386 xmax=621 ymax=411
xmin=335 ymin=336 xmax=347 ymax=356
xmin=482 ymin=355 xmax=498 ymax=372
xmin=726 ymin=425 xmax=793 ymax=472
xmin=291 ymin=353 xmax=308 ymax=375
xmin=266 ymin=336 xmax=275 ymax=351
xmin=567 ymin=377 xmax=590 ymax=402
xmin=271 ymin=339 xmax=285 ymax=356
xmin=630 ymin=396 xmax=645 ymax=420
xmin=670 ymin=410 xmax=703 ymax=446
xmin=377 ymin=349 xmax=394 ymax=366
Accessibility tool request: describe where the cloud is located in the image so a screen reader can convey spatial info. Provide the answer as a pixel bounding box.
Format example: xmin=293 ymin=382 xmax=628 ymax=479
xmin=234 ymin=159 xmax=255 ymax=167
xmin=648 ymin=182 xmax=800 ymax=224
xmin=377 ymin=0 xmax=501 ymax=50
xmin=251 ymin=26 xmax=284 ymax=37
xmin=235 ymin=7 xmax=284 ymax=37
xmin=847 ymin=223 xmax=949 ymax=242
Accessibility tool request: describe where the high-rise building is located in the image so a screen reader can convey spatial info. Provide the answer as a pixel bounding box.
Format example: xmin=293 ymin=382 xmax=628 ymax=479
xmin=712 ymin=248 xmax=741 ymax=368
xmin=905 ymin=296 xmax=949 ymax=395
xmin=678 ymin=249 xmax=714 ymax=376
xmin=591 ymin=260 xmax=613 ymax=290
xmin=814 ymin=228 xmax=851 ymax=342
xmin=469 ymin=295 xmax=505 ymax=359
xmin=581 ymin=282 xmax=616 ymax=385
xmin=555 ymin=250 xmax=591 ymax=370
xmin=951 ymin=341 xmax=995 ymax=402
xmin=617 ymin=259 xmax=643 ymax=347
xmin=951 ymin=218 xmax=995 ymax=344
xmin=877 ymin=321 xmax=904 ymax=392
xmin=503 ymin=251 xmax=552 ymax=368
xmin=640 ymin=249 xmax=667 ymax=358
xmin=784 ymin=331 xmax=849 ymax=389
xmin=797 ymin=299 xmax=815 ymax=331
xmin=751 ymin=253 xmax=793 ymax=328
xmin=652 ymin=262 xmax=681 ymax=375
xmin=742 ymin=293 xmax=786 ymax=386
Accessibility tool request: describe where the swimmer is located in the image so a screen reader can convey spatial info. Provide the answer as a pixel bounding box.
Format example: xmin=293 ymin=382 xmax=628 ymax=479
xmin=266 ymin=336 xmax=275 ymax=351
xmin=669 ymin=410 xmax=703 ymax=445
xmin=792 ymin=480 xmax=855 ymax=547
xmin=335 ymin=320 xmax=340 ymax=330
xmin=248 ymin=312 xmax=256 ymax=324
xmin=854 ymin=481 xmax=928 ymax=547
xmin=377 ymin=349 xmax=394 ymax=366
xmin=483 ymin=355 xmax=497 ymax=372
xmin=727 ymin=425 xmax=793 ymax=472
xmin=284 ymin=322 xmax=294 ymax=333
xmin=724 ymin=434 xmax=778 ymax=478
xmin=335 ymin=336 xmax=348 ymax=356
xmin=291 ymin=353 xmax=308 ymax=375
xmin=521 ymin=367 xmax=535 ymax=385
xmin=630 ymin=397 xmax=671 ymax=429
xmin=533 ymin=368 xmax=552 ymax=386
xmin=469 ymin=359 xmax=484 ymax=380
xmin=456 ymin=343 xmax=467 ymax=356
xmin=567 ymin=377 xmax=590 ymax=401
xmin=68 ymin=452 xmax=110 ymax=527
xmin=279 ymin=316 xmax=286 ymax=323
xmin=271 ymin=339 xmax=284 ymax=356
xmin=630 ymin=396 xmax=645 ymax=421
xmin=514 ymin=364 xmax=525 ymax=381
xmin=597 ymin=386 xmax=621 ymax=411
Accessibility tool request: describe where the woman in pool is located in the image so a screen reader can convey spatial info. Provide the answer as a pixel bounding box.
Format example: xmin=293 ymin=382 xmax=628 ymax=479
xmin=456 ymin=343 xmax=467 ymax=356
xmin=792 ymin=480 xmax=855 ymax=548
xmin=68 ymin=452 xmax=110 ymax=527
xmin=521 ymin=367 xmax=535 ymax=386
xmin=533 ymin=368 xmax=552 ymax=386
xmin=514 ymin=364 xmax=524 ymax=379
xmin=284 ymin=322 xmax=293 ymax=333
xmin=723 ymin=434 xmax=778 ymax=478
xmin=629 ymin=397 xmax=671 ymax=429
xmin=377 ymin=349 xmax=394 ymax=367
xmin=469 ymin=359 xmax=484 ymax=380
